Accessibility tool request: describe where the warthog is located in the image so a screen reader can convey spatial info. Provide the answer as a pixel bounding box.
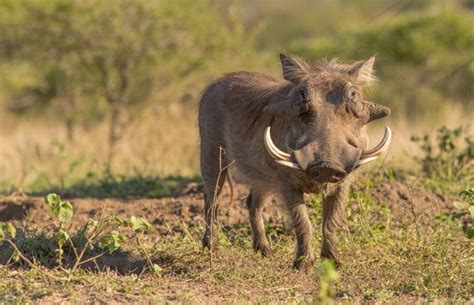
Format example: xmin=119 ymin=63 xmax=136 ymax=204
xmin=199 ymin=53 xmax=391 ymax=269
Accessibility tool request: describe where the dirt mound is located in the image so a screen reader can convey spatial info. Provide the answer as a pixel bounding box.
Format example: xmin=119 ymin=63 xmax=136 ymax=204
xmin=0 ymin=177 xmax=456 ymax=237
xmin=360 ymin=178 xmax=453 ymax=226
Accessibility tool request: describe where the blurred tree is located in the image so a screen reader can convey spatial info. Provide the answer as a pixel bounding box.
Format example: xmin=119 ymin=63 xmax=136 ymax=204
xmin=0 ymin=0 xmax=257 ymax=166
xmin=0 ymin=0 xmax=164 ymax=154
xmin=289 ymin=7 xmax=474 ymax=119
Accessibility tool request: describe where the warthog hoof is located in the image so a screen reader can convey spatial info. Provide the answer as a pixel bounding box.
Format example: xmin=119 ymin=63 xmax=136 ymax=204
xmin=253 ymin=241 xmax=273 ymax=257
xmin=293 ymin=255 xmax=315 ymax=270
xmin=202 ymin=232 xmax=219 ymax=251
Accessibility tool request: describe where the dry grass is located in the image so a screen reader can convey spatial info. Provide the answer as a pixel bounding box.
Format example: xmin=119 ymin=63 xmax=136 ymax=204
xmin=0 ymin=100 xmax=472 ymax=193
xmin=0 ymin=177 xmax=472 ymax=304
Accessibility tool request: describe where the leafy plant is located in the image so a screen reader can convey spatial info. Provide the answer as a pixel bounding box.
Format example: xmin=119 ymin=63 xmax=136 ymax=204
xmin=459 ymin=188 xmax=474 ymax=239
xmin=316 ymin=259 xmax=340 ymax=304
xmin=411 ymin=126 xmax=473 ymax=193
xmin=1 ymin=193 xmax=159 ymax=280
xmin=0 ymin=223 xmax=16 ymax=241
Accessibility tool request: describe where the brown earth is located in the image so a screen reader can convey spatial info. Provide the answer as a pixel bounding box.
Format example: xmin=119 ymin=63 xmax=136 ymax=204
xmin=0 ymin=178 xmax=455 ymax=270
xmin=0 ymin=177 xmax=454 ymax=233
xmin=0 ymin=178 xmax=463 ymax=304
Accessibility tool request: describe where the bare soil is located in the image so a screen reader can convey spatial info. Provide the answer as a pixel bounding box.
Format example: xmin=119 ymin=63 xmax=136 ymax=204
xmin=0 ymin=177 xmax=466 ymax=304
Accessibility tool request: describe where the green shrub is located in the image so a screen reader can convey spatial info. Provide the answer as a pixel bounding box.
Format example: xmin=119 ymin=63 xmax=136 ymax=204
xmin=411 ymin=126 xmax=473 ymax=193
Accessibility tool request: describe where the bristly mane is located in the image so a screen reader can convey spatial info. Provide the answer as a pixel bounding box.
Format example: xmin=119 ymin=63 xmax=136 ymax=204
xmin=217 ymin=72 xmax=295 ymax=136
xmin=204 ymin=58 xmax=374 ymax=138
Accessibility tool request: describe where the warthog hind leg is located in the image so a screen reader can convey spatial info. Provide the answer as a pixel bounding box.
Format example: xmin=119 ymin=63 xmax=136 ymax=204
xmin=201 ymin=148 xmax=230 ymax=251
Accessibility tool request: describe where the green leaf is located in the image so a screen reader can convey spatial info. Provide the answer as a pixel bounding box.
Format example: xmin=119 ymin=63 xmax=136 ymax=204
xmin=469 ymin=206 xmax=474 ymax=218
xmin=129 ymin=216 xmax=152 ymax=233
xmin=55 ymin=227 xmax=70 ymax=244
xmin=5 ymin=223 xmax=16 ymax=239
xmin=98 ymin=231 xmax=125 ymax=254
xmin=453 ymin=201 xmax=465 ymax=211
xmin=44 ymin=193 xmax=73 ymax=223
xmin=151 ymin=263 xmax=162 ymax=276
xmin=11 ymin=250 xmax=20 ymax=262
xmin=46 ymin=193 xmax=61 ymax=206
xmin=58 ymin=201 xmax=73 ymax=223
xmin=0 ymin=223 xmax=16 ymax=240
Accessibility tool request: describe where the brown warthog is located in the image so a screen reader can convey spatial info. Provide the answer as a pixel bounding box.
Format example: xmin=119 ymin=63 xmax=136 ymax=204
xmin=199 ymin=53 xmax=391 ymax=269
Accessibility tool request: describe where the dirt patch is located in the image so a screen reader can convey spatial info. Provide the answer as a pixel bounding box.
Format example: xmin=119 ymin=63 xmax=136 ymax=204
xmin=0 ymin=178 xmax=467 ymax=304
xmin=0 ymin=200 xmax=35 ymax=222
xmin=360 ymin=178 xmax=454 ymax=226
xmin=1 ymin=178 xmax=456 ymax=235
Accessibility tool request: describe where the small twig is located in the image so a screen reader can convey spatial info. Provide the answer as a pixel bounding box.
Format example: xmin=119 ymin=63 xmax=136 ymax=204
xmin=67 ymin=235 xmax=79 ymax=261
xmin=6 ymin=240 xmax=66 ymax=281
xmin=76 ymin=252 xmax=106 ymax=267
xmin=136 ymin=232 xmax=159 ymax=277
xmin=67 ymin=212 xmax=104 ymax=280
xmin=405 ymin=183 xmax=421 ymax=240
xmin=208 ymin=146 xmax=235 ymax=269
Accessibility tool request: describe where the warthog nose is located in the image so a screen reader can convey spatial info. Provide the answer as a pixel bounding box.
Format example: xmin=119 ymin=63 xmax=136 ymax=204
xmin=308 ymin=162 xmax=347 ymax=183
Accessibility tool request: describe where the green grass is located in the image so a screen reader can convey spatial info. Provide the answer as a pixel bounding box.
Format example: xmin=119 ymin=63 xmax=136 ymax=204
xmin=0 ymin=167 xmax=472 ymax=303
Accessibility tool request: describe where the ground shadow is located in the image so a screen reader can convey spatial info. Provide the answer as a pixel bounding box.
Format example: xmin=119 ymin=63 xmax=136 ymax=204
xmin=27 ymin=175 xmax=201 ymax=199
xmin=0 ymin=245 xmax=183 ymax=276
xmin=0 ymin=201 xmax=34 ymax=221
xmin=0 ymin=227 xmax=193 ymax=276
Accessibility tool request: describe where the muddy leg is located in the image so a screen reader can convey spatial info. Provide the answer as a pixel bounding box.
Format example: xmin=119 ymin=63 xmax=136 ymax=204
xmin=282 ymin=189 xmax=314 ymax=269
xmin=246 ymin=189 xmax=272 ymax=257
xmin=321 ymin=182 xmax=349 ymax=267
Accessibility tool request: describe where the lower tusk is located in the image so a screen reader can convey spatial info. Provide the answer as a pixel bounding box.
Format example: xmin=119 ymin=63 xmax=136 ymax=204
xmin=358 ymin=126 xmax=392 ymax=166
xmin=357 ymin=155 xmax=380 ymax=166
xmin=264 ymin=126 xmax=301 ymax=169
xmin=275 ymin=160 xmax=301 ymax=169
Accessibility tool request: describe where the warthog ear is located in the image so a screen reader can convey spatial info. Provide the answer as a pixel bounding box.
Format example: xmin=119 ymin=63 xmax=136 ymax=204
xmin=264 ymin=83 xmax=312 ymax=116
xmin=350 ymin=56 xmax=376 ymax=84
xmin=362 ymin=100 xmax=391 ymax=123
xmin=280 ymin=53 xmax=310 ymax=83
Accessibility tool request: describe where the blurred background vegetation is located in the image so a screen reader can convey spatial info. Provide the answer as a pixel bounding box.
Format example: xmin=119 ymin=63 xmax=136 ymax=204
xmin=0 ymin=0 xmax=472 ymax=193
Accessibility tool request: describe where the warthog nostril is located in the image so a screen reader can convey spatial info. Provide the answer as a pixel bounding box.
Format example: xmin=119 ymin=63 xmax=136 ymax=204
xmin=308 ymin=162 xmax=346 ymax=183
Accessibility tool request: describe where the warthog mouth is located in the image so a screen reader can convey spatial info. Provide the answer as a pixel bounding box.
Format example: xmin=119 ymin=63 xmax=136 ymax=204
xmin=264 ymin=126 xmax=392 ymax=170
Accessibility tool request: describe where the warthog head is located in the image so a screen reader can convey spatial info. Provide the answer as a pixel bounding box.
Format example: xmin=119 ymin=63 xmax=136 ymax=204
xmin=263 ymin=54 xmax=391 ymax=183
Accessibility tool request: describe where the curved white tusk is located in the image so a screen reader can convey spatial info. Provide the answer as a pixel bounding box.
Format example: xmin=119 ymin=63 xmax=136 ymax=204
xmin=275 ymin=160 xmax=301 ymax=169
xmin=264 ymin=127 xmax=291 ymax=160
xmin=264 ymin=127 xmax=300 ymax=169
xmin=358 ymin=126 xmax=392 ymax=166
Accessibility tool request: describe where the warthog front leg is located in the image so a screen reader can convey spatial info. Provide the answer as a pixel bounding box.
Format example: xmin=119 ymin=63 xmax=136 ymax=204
xmin=246 ymin=189 xmax=272 ymax=257
xmin=321 ymin=182 xmax=349 ymax=267
xmin=282 ymin=189 xmax=314 ymax=269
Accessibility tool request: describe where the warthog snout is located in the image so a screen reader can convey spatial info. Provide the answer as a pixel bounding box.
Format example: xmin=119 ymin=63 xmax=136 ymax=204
xmin=307 ymin=161 xmax=347 ymax=183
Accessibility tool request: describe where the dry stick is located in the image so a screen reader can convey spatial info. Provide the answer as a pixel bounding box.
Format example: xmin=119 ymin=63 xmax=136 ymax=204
xmin=67 ymin=208 xmax=107 ymax=280
xmin=209 ymin=146 xmax=235 ymax=269
xmin=404 ymin=182 xmax=421 ymax=241
xmin=136 ymin=231 xmax=159 ymax=277
xmin=6 ymin=240 xmax=66 ymax=281
xmin=67 ymin=235 xmax=80 ymax=262
xmin=76 ymin=252 xmax=106 ymax=267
